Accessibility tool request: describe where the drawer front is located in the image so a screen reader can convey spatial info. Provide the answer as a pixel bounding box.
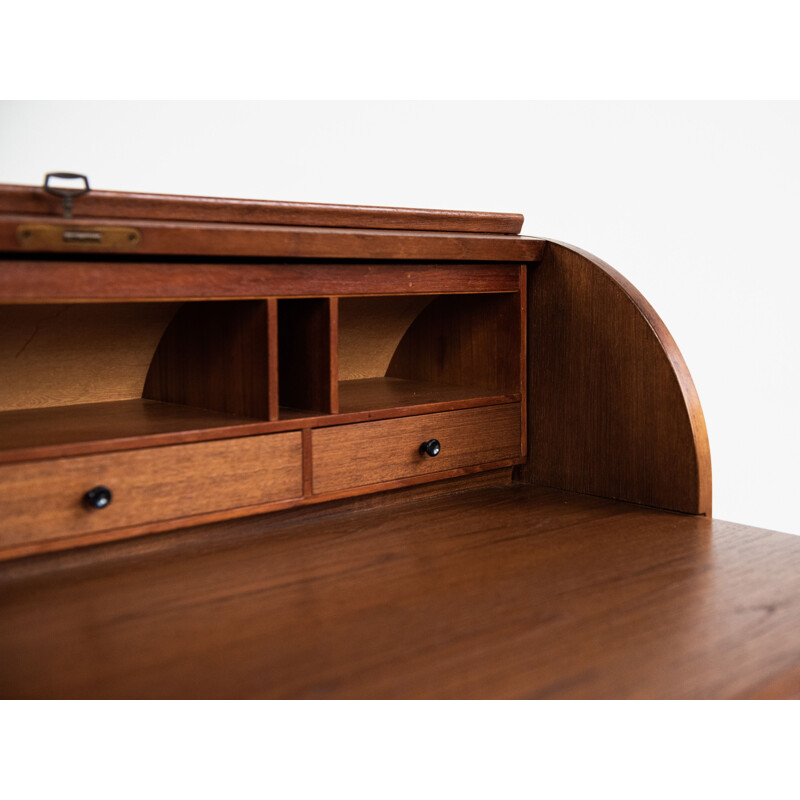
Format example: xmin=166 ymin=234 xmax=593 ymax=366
xmin=0 ymin=433 xmax=303 ymax=550
xmin=312 ymin=404 xmax=521 ymax=495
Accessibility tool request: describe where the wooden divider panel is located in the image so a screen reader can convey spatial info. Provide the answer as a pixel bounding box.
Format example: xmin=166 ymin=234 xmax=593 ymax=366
xmin=521 ymin=241 xmax=712 ymax=515
xmin=144 ymin=300 xmax=274 ymax=420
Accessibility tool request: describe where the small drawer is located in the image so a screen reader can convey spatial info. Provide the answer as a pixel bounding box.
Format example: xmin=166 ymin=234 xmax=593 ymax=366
xmin=0 ymin=432 xmax=303 ymax=551
xmin=312 ymin=404 xmax=521 ymax=495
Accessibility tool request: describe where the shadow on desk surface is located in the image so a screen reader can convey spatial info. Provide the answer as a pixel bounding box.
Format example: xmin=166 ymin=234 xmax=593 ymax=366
xmin=1 ymin=483 xmax=799 ymax=699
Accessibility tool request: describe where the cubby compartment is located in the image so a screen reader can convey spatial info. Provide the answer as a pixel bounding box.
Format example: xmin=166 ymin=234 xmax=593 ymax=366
xmin=278 ymin=298 xmax=337 ymax=417
xmin=143 ymin=299 xmax=277 ymax=420
xmin=0 ymin=300 xmax=278 ymax=460
xmin=0 ymin=290 xmax=522 ymax=464
xmin=337 ymin=293 xmax=523 ymax=413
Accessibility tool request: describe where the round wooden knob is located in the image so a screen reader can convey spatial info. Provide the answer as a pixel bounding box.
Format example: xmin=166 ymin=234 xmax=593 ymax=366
xmin=84 ymin=486 xmax=112 ymax=509
xmin=420 ymin=439 xmax=441 ymax=457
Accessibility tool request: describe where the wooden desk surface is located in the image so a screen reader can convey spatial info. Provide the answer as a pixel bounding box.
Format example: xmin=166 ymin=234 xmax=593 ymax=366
xmin=1 ymin=483 xmax=799 ymax=699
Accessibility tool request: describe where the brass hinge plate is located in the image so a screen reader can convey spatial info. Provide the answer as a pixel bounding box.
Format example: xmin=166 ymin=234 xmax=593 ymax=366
xmin=16 ymin=224 xmax=142 ymax=250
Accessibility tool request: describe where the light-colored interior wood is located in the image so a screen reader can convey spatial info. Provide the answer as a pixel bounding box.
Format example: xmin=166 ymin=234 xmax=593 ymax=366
xmin=337 ymin=296 xmax=433 ymax=380
xmin=0 ymin=303 xmax=180 ymax=411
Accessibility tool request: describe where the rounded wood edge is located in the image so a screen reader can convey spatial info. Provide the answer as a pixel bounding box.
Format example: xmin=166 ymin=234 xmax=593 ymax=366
xmin=528 ymin=240 xmax=711 ymax=515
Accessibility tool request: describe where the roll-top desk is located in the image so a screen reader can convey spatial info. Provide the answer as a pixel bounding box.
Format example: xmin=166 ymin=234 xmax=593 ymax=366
xmin=0 ymin=177 xmax=798 ymax=698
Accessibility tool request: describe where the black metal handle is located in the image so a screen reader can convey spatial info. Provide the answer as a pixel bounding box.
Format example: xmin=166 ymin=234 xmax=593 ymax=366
xmin=420 ymin=439 xmax=441 ymax=457
xmin=43 ymin=172 xmax=90 ymax=218
xmin=84 ymin=485 xmax=112 ymax=510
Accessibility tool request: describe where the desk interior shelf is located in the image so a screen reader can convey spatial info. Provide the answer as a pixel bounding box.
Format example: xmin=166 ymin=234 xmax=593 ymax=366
xmin=336 ymin=293 xmax=522 ymax=413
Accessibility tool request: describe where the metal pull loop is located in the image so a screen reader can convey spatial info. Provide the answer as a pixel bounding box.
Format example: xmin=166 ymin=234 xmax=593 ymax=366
xmin=43 ymin=172 xmax=90 ymax=218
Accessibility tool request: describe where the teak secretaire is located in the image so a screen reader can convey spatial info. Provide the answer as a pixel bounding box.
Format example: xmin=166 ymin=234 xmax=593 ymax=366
xmin=0 ymin=175 xmax=797 ymax=699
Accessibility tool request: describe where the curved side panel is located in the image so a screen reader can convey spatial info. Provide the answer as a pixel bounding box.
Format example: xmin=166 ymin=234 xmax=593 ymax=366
xmin=520 ymin=240 xmax=711 ymax=515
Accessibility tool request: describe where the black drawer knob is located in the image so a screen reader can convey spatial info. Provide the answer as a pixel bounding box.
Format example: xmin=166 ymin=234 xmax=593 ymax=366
xmin=420 ymin=439 xmax=441 ymax=457
xmin=84 ymin=485 xmax=112 ymax=509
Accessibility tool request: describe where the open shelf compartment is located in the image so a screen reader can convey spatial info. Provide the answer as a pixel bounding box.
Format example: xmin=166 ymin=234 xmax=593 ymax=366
xmin=0 ymin=290 xmax=523 ymax=460
xmin=278 ymin=298 xmax=337 ymax=418
xmin=337 ymin=293 xmax=523 ymax=413
xmin=0 ymin=301 xmax=278 ymax=461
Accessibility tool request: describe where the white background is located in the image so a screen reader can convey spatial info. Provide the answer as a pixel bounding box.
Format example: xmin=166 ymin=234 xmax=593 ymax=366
xmin=2 ymin=100 xmax=798 ymax=533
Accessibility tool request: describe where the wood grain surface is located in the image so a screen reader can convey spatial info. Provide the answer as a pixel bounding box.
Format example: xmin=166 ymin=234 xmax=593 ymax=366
xmin=387 ymin=292 xmax=522 ymax=394
xmin=0 ymin=433 xmax=303 ymax=553
xmin=521 ymin=241 xmax=712 ymax=515
xmin=0 ymin=183 xmax=524 ymax=234
xmin=0 ymin=261 xmax=525 ymax=303
xmin=337 ymin=378 xmax=519 ymax=413
xmin=312 ymin=404 xmax=521 ymax=494
xmin=0 ymin=399 xmax=262 ymax=461
xmin=0 ymin=216 xmax=541 ymax=261
xmin=1 ymin=484 xmax=798 ymax=699
xmin=0 ymin=394 xmax=521 ymax=466
xmin=144 ymin=300 xmax=275 ymax=420
xmin=0 ymin=458 xmax=523 ymax=561
xmin=279 ymin=298 xmax=338 ymax=414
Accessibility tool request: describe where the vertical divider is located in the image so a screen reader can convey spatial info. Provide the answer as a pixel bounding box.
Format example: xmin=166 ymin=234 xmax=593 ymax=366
xmin=266 ymin=298 xmax=279 ymax=421
xmin=518 ymin=266 xmax=527 ymax=458
xmin=328 ymin=297 xmax=339 ymax=415
xmin=302 ymin=428 xmax=313 ymax=497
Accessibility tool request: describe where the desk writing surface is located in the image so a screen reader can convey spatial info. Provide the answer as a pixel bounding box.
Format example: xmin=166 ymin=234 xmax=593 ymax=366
xmin=1 ymin=483 xmax=798 ymax=699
